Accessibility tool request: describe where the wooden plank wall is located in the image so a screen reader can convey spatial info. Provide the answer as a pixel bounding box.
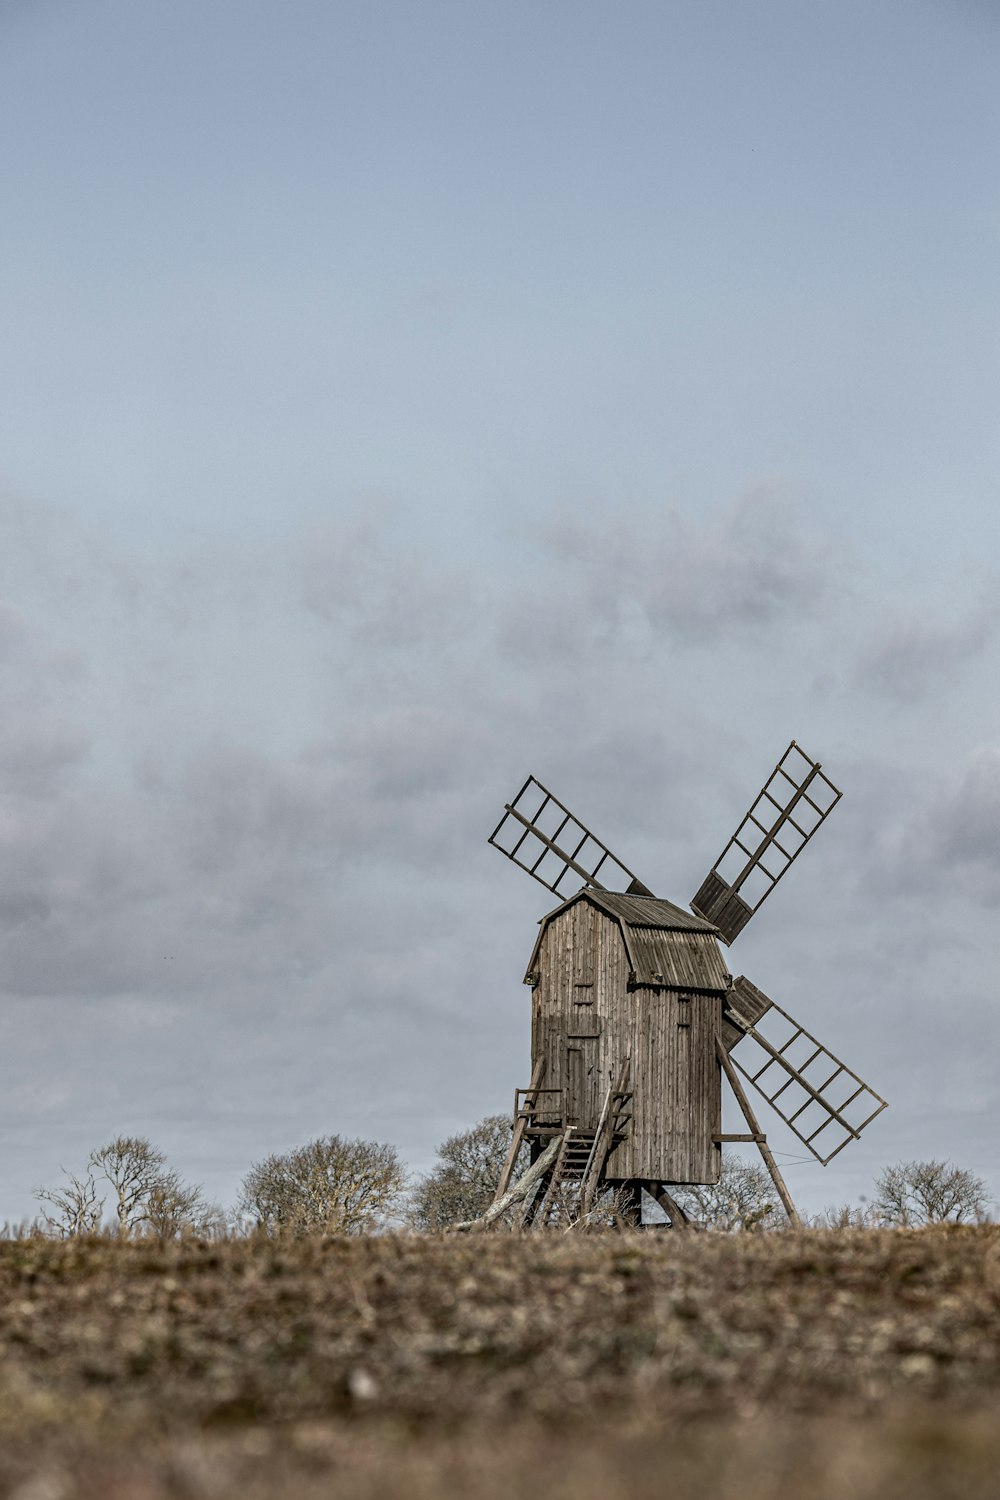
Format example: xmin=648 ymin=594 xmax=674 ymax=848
xmin=609 ymin=987 xmax=722 ymax=1184
xmin=531 ymin=898 xmax=722 ymax=1185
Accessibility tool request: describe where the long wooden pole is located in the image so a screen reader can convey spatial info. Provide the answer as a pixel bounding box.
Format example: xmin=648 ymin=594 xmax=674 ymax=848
xmin=451 ymin=1135 xmax=562 ymax=1233
xmin=715 ymin=1036 xmax=801 ymax=1228
xmin=492 ymin=1057 xmax=545 ymax=1203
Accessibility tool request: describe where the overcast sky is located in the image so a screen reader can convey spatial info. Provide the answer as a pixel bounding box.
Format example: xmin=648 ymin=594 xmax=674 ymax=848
xmin=1 ymin=0 xmax=998 ymax=1223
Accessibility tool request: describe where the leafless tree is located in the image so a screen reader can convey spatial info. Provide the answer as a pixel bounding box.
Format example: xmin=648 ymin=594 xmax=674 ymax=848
xmin=89 ymin=1137 xmax=173 ymax=1235
xmin=239 ymin=1134 xmax=406 ymax=1236
xmin=36 ymin=1136 xmax=214 ymax=1238
xmin=872 ymin=1159 xmax=991 ymax=1227
xmin=408 ymin=1114 xmax=526 ymax=1230
xmin=34 ymin=1169 xmax=104 ymax=1238
xmin=143 ymin=1180 xmax=227 ymax=1239
xmin=670 ymin=1152 xmax=781 ymax=1231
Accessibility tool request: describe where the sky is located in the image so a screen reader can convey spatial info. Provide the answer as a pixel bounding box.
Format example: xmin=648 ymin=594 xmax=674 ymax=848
xmin=1 ymin=0 xmax=998 ymax=1224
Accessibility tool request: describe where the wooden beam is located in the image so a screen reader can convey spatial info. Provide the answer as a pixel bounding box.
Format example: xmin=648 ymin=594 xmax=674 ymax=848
xmin=713 ymin=1133 xmax=765 ymax=1143
xmin=715 ymin=1035 xmax=801 ymax=1228
xmin=452 ymin=1135 xmax=562 ymax=1232
xmin=492 ymin=1057 xmax=545 ymax=1203
xmin=645 ymin=1181 xmax=692 ymax=1230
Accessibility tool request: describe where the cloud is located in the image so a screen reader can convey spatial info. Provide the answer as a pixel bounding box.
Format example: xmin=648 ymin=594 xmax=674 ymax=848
xmin=295 ymin=503 xmax=476 ymax=652
xmin=0 ymin=707 xmax=90 ymax=796
xmin=861 ymin=745 xmax=1000 ymax=907
xmin=925 ymin=746 xmax=1000 ymax=888
xmin=0 ymin=601 xmax=28 ymax=657
xmin=524 ymin=486 xmax=844 ymax=651
xmin=1 ymin=484 xmax=996 ymax=1224
xmin=854 ymin=589 xmax=999 ymax=705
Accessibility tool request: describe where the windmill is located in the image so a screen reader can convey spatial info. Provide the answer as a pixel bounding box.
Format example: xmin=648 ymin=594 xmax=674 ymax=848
xmin=484 ymin=741 xmax=886 ymax=1229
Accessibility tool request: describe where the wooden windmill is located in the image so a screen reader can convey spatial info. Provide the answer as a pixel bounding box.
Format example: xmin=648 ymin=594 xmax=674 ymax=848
xmin=485 ymin=742 xmax=886 ymax=1228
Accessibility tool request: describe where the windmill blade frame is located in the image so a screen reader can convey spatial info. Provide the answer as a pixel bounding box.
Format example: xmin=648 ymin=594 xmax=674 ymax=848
xmin=691 ymin=740 xmax=842 ymax=944
xmin=721 ymin=975 xmax=887 ymax=1165
xmin=488 ymin=775 xmax=654 ymax=901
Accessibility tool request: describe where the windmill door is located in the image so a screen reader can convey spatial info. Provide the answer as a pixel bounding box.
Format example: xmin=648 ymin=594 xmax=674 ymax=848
xmin=564 ymin=1039 xmax=601 ymax=1129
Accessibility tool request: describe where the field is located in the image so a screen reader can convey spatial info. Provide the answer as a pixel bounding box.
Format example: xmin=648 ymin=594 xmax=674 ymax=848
xmin=2 ymin=1227 xmax=999 ymax=1499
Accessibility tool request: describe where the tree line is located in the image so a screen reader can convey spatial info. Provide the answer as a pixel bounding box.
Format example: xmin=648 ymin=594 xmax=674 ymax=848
xmin=27 ymin=1118 xmax=993 ymax=1238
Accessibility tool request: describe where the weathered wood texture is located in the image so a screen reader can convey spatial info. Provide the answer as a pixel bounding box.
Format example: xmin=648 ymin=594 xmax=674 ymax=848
xmin=530 ymin=898 xmax=723 ymax=1185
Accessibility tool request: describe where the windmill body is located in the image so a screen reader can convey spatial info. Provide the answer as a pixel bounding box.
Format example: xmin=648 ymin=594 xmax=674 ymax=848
xmin=487 ymin=742 xmax=888 ymax=1227
xmin=526 ymin=891 xmax=726 ymax=1185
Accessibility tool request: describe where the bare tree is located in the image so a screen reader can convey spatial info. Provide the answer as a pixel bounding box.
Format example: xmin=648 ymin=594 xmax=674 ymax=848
xmin=34 ymin=1169 xmax=104 ymax=1238
xmin=90 ymin=1137 xmax=174 ymax=1235
xmin=408 ymin=1115 xmax=526 ymax=1230
xmin=143 ymin=1180 xmax=227 ymax=1239
xmin=872 ymin=1159 xmax=991 ymax=1227
xmin=239 ymin=1135 xmax=406 ymax=1236
xmin=36 ymin=1136 xmax=213 ymax=1238
xmin=670 ymin=1152 xmax=781 ymax=1231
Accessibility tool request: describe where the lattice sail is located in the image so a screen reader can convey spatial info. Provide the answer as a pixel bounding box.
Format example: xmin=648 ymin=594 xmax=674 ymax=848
xmin=691 ymin=741 xmax=841 ymax=944
xmin=488 ymin=775 xmax=653 ymax=901
xmin=722 ymin=976 xmax=887 ymax=1165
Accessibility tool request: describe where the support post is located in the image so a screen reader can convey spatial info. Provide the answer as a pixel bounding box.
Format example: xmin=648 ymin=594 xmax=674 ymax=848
xmin=451 ymin=1135 xmax=562 ymax=1232
xmin=645 ymin=1181 xmax=692 ymax=1230
xmin=492 ymin=1057 xmax=545 ymax=1204
xmin=715 ymin=1036 xmax=802 ymax=1228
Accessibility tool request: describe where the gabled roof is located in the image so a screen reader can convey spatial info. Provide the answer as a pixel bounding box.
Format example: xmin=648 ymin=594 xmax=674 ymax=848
xmin=524 ymin=888 xmax=731 ymax=993
xmin=586 ymin=891 xmax=719 ymax=934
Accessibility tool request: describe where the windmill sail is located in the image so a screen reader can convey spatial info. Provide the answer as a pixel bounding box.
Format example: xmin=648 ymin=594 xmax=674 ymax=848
xmin=691 ymin=741 xmax=841 ymax=944
xmin=488 ymin=775 xmax=653 ymax=900
xmin=721 ymin=976 xmax=887 ymax=1165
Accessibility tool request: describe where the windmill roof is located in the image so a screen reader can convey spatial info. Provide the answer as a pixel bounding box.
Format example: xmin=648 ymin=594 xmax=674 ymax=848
xmin=524 ymin=888 xmax=731 ymax=992
xmin=586 ymin=891 xmax=719 ymax=933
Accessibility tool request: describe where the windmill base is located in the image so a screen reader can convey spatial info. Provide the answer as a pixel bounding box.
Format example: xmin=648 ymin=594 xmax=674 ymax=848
xmin=490 ymin=1043 xmax=801 ymax=1231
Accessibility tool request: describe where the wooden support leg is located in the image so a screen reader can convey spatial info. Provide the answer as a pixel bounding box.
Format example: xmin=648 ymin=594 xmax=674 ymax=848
xmin=715 ymin=1037 xmax=802 ymax=1228
xmin=646 ymin=1182 xmax=691 ymax=1230
xmin=493 ymin=1057 xmax=545 ymax=1204
xmin=518 ymin=1172 xmax=550 ymax=1228
xmin=451 ymin=1136 xmax=561 ymax=1232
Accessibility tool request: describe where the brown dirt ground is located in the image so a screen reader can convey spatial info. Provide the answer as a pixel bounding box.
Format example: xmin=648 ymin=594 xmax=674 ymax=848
xmin=1 ymin=1226 xmax=999 ymax=1498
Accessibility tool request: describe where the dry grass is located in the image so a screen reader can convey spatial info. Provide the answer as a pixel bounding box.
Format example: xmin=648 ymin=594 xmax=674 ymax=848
xmin=1 ymin=1227 xmax=999 ymax=1498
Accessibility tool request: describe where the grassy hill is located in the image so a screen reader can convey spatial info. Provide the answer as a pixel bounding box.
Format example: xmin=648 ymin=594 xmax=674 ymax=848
xmin=2 ymin=1226 xmax=999 ymax=1498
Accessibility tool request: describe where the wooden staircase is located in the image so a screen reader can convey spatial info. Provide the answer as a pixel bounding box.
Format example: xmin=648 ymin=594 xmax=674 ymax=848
xmin=530 ymin=1129 xmax=597 ymax=1227
xmin=530 ymin=1058 xmax=633 ymax=1229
